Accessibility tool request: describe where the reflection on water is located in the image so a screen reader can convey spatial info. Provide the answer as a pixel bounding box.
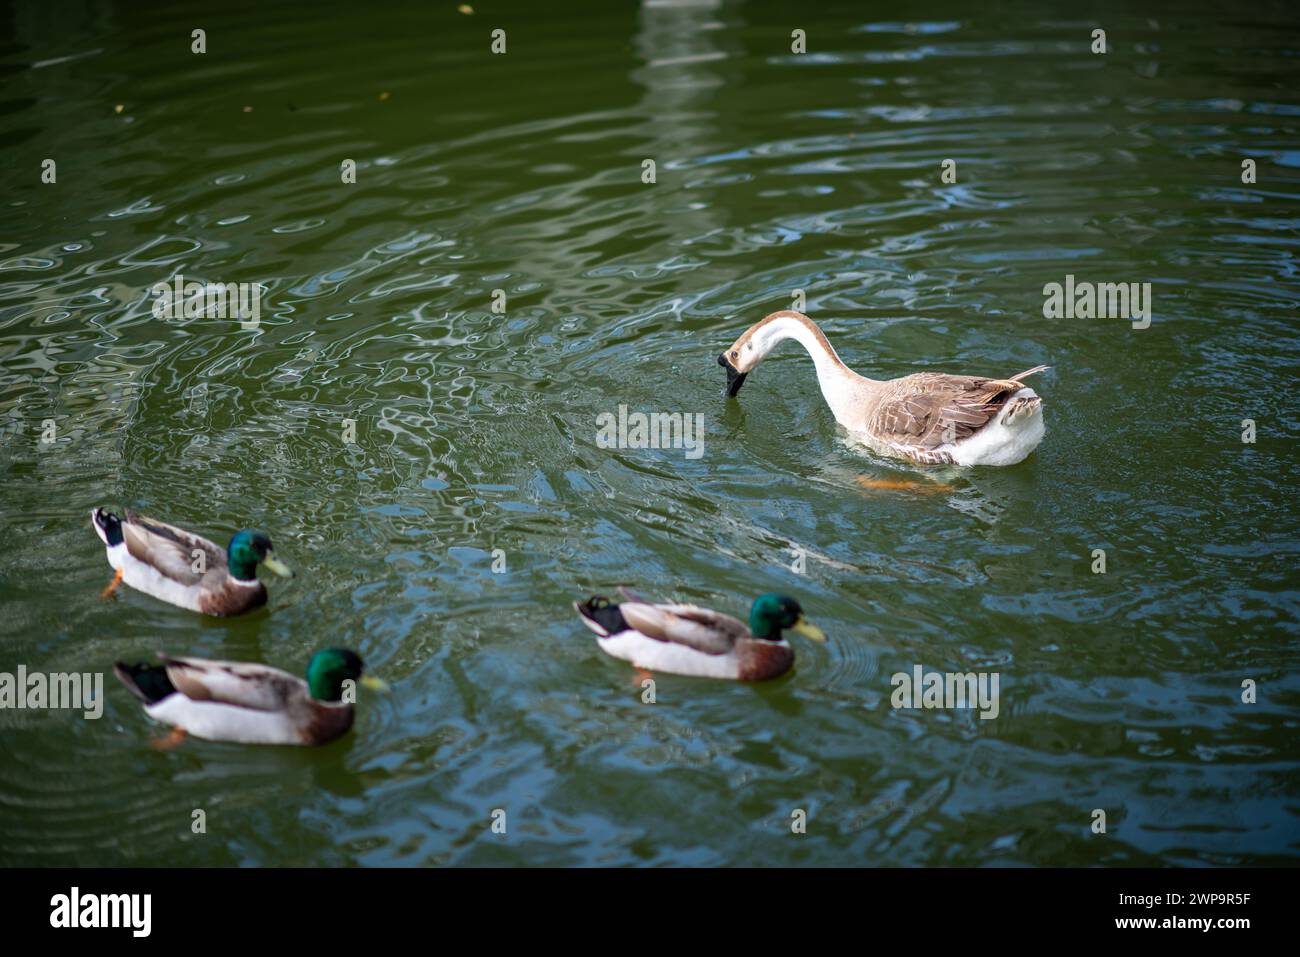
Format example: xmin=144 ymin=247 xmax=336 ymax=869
xmin=0 ymin=1 xmax=1298 ymax=866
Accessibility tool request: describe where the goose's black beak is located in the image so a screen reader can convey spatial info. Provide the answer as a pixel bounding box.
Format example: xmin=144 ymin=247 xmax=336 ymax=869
xmin=718 ymin=352 xmax=748 ymax=398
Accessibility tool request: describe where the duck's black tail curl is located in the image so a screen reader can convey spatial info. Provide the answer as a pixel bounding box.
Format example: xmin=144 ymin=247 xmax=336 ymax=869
xmin=113 ymin=662 xmax=176 ymax=705
xmin=92 ymin=507 xmax=124 ymax=547
xmin=574 ymin=596 xmax=628 ymax=637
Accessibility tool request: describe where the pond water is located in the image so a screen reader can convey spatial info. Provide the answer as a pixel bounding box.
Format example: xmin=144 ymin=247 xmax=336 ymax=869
xmin=1 ymin=1 xmax=1297 ymax=865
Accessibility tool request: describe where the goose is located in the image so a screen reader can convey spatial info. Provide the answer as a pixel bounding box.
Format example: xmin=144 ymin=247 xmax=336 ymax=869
xmin=717 ymin=310 xmax=1048 ymax=466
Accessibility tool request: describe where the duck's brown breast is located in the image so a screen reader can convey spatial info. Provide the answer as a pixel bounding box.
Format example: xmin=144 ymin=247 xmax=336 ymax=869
xmin=737 ymin=640 xmax=795 ymax=681
xmin=198 ymin=580 xmax=267 ymax=616
xmin=300 ymin=703 xmax=355 ymax=746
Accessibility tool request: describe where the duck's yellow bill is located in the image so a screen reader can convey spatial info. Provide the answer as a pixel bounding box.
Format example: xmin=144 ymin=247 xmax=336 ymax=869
xmin=791 ymin=617 xmax=826 ymax=642
xmin=262 ymin=553 xmax=294 ymax=578
xmin=360 ymin=675 xmax=390 ymax=692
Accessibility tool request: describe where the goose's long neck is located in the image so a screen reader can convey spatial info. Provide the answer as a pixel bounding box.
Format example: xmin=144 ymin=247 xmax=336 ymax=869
xmin=755 ymin=312 xmax=875 ymax=429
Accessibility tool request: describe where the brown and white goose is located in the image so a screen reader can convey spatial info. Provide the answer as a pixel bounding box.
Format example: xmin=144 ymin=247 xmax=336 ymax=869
xmin=718 ymin=310 xmax=1048 ymax=466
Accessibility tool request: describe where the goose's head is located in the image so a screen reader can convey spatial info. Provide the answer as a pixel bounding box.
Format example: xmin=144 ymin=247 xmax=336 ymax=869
xmin=717 ymin=311 xmax=802 ymax=397
xmin=717 ymin=327 xmax=766 ymax=397
xmin=717 ymin=347 xmax=748 ymax=397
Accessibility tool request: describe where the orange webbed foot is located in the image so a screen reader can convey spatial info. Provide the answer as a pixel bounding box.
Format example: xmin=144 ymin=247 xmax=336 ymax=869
xmin=100 ymin=567 xmax=124 ymax=599
xmin=150 ymin=727 xmax=187 ymax=751
xmin=856 ymin=476 xmax=955 ymax=494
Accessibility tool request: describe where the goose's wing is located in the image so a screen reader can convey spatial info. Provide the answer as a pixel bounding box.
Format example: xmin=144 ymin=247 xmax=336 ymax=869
xmin=617 ymin=602 xmax=748 ymax=656
xmin=122 ymin=511 xmax=227 ymax=585
xmin=867 ymin=367 xmax=1047 ymax=450
xmin=158 ymin=655 xmax=303 ymax=711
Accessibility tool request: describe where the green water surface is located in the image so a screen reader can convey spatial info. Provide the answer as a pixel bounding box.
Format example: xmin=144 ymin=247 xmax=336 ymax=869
xmin=1 ymin=0 xmax=1298 ymax=866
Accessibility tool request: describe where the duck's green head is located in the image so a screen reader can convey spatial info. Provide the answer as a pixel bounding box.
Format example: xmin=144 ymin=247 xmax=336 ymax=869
xmin=749 ymin=593 xmax=826 ymax=642
xmin=305 ymin=648 xmax=389 ymax=702
xmin=227 ymin=529 xmax=293 ymax=582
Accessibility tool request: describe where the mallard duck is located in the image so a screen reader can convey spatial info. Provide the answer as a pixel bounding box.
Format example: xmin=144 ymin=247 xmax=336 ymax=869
xmin=90 ymin=508 xmax=292 ymax=615
xmin=113 ymin=649 xmax=386 ymax=746
xmin=574 ymin=588 xmax=825 ymax=680
xmin=718 ymin=310 xmax=1048 ymax=466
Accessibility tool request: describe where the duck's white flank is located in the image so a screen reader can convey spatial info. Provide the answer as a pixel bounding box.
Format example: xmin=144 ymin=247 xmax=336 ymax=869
xmin=97 ymin=541 xmax=203 ymax=611
xmin=144 ymin=696 xmax=306 ymax=745
xmin=596 ymin=631 xmax=746 ymax=679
